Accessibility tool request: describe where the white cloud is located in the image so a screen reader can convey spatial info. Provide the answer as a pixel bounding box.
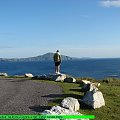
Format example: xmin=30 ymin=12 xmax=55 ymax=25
xmin=100 ymin=0 xmax=120 ymax=7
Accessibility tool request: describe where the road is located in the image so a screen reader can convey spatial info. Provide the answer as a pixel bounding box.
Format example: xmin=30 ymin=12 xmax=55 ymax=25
xmin=0 ymin=78 xmax=62 ymax=114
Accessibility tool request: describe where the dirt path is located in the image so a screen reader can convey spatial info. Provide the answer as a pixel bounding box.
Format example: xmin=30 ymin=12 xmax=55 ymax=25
xmin=0 ymin=78 xmax=62 ymax=114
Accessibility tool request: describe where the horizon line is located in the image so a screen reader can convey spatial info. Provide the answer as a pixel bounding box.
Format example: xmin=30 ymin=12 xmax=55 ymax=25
xmin=0 ymin=52 xmax=120 ymax=59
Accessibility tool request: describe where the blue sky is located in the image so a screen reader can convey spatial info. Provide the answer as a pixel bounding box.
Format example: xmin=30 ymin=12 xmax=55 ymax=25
xmin=0 ymin=0 xmax=120 ymax=58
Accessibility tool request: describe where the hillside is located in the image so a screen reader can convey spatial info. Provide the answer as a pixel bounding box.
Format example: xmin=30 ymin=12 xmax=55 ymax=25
xmin=0 ymin=53 xmax=78 ymax=62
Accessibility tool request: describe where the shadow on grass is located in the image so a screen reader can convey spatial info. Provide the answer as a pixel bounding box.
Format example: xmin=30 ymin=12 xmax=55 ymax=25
xmin=69 ymin=88 xmax=81 ymax=92
xmin=41 ymin=93 xmax=93 ymax=110
xmin=29 ymin=105 xmax=51 ymax=113
xmin=49 ymin=98 xmax=63 ymax=105
xmin=42 ymin=93 xmax=83 ymax=99
xmin=79 ymin=84 xmax=83 ymax=87
xmin=70 ymin=88 xmax=87 ymax=94
xmin=42 ymin=93 xmax=83 ymax=106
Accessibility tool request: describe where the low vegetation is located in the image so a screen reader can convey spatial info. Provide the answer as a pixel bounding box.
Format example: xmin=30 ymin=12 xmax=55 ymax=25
xmin=36 ymin=78 xmax=120 ymax=120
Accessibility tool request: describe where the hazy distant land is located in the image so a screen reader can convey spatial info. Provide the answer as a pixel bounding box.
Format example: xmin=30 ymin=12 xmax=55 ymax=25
xmin=0 ymin=53 xmax=80 ymax=62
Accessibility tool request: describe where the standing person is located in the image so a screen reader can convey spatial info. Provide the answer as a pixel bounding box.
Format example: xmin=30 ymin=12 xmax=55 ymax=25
xmin=53 ymin=50 xmax=62 ymax=74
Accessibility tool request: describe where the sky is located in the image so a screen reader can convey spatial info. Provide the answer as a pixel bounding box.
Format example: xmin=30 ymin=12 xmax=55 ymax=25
xmin=0 ymin=0 xmax=120 ymax=58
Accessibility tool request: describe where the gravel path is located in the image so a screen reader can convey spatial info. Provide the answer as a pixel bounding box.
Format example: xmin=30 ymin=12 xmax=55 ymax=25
xmin=0 ymin=78 xmax=62 ymax=114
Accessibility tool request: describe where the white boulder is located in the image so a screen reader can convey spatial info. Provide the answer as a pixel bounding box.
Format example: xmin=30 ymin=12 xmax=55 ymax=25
xmin=0 ymin=73 xmax=8 ymax=76
xmin=61 ymin=97 xmax=80 ymax=111
xmin=25 ymin=73 xmax=33 ymax=78
xmin=81 ymin=80 xmax=91 ymax=84
xmin=48 ymin=74 xmax=67 ymax=82
xmin=81 ymin=90 xmax=105 ymax=109
xmin=55 ymin=74 xmax=66 ymax=82
xmin=42 ymin=105 xmax=89 ymax=120
xmin=81 ymin=82 xmax=99 ymax=93
xmin=93 ymin=82 xmax=101 ymax=87
xmin=89 ymin=83 xmax=99 ymax=92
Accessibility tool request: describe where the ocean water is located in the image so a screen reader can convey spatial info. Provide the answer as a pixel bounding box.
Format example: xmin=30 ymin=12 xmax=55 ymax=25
xmin=0 ymin=58 xmax=120 ymax=79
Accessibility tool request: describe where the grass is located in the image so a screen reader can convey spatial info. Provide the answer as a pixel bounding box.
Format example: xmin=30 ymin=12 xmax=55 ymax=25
xmin=35 ymin=78 xmax=120 ymax=120
xmin=1 ymin=76 xmax=119 ymax=120
xmin=0 ymin=75 xmax=32 ymax=80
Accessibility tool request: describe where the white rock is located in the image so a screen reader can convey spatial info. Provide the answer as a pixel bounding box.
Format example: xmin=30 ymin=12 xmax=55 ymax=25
xmin=61 ymin=97 xmax=80 ymax=111
xmin=81 ymin=90 xmax=105 ymax=109
xmin=48 ymin=74 xmax=66 ymax=82
xmin=81 ymin=82 xmax=99 ymax=93
xmin=55 ymin=74 xmax=67 ymax=82
xmin=89 ymin=83 xmax=99 ymax=92
xmin=0 ymin=73 xmax=8 ymax=76
xmin=25 ymin=73 xmax=33 ymax=78
xmin=42 ymin=106 xmax=89 ymax=120
xmin=81 ymin=80 xmax=91 ymax=84
xmin=98 ymin=83 xmax=101 ymax=87
xmin=95 ymin=82 xmax=101 ymax=87
xmin=90 ymin=82 xmax=100 ymax=88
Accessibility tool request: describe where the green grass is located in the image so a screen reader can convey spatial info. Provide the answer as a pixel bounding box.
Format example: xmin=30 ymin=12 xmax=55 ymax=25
xmin=35 ymin=78 xmax=120 ymax=120
xmin=0 ymin=75 xmax=32 ymax=80
xmin=0 ymin=75 xmax=26 ymax=78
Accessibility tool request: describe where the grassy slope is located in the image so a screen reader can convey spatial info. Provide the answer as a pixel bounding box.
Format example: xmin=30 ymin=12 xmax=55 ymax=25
xmin=36 ymin=78 xmax=120 ymax=120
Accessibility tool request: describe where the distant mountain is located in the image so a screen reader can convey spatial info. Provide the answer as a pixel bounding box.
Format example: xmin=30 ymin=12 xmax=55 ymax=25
xmin=0 ymin=53 xmax=78 ymax=62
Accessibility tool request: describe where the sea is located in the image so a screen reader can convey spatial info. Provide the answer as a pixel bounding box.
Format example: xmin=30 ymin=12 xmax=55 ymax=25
xmin=0 ymin=58 xmax=120 ymax=80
